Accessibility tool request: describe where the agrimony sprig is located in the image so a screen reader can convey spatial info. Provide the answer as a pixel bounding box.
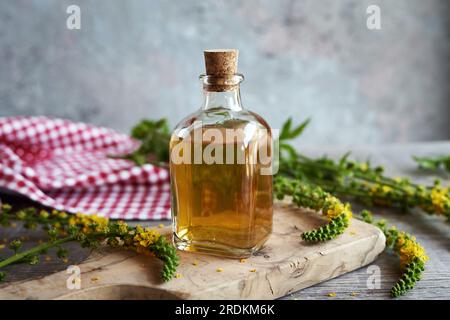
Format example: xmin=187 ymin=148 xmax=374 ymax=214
xmin=0 ymin=202 xmax=179 ymax=283
xmin=274 ymin=176 xmax=351 ymax=241
xmin=360 ymin=210 xmax=427 ymax=297
xmin=278 ymin=119 xmax=450 ymax=219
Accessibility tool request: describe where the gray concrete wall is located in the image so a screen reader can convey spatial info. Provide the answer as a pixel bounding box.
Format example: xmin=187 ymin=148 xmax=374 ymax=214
xmin=1 ymin=0 xmax=449 ymax=144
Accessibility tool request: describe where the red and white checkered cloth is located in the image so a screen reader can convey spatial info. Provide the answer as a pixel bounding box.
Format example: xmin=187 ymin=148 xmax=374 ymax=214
xmin=0 ymin=116 xmax=171 ymax=220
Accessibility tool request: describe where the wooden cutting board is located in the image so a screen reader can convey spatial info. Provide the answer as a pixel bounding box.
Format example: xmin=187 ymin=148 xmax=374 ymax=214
xmin=0 ymin=204 xmax=385 ymax=300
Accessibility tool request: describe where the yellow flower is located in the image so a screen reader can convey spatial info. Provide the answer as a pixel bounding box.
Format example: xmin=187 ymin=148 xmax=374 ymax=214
xmin=430 ymin=186 xmax=450 ymax=214
xmin=117 ymin=221 xmax=129 ymax=234
xmin=68 ymin=216 xmax=77 ymax=226
xmin=342 ymin=204 xmax=353 ymax=220
xmin=370 ymin=186 xmax=377 ymax=195
xmin=405 ymin=187 xmax=415 ymax=196
xmin=324 ymin=196 xmax=352 ymax=221
xmin=382 ymin=186 xmax=392 ymax=194
xmin=66 ymin=213 xmax=110 ymax=233
xmin=133 ymin=226 xmax=160 ymax=248
xmin=90 ymin=215 xmax=109 ymax=232
xmin=396 ymin=232 xmax=428 ymax=268
xmin=39 ymin=210 xmax=49 ymax=219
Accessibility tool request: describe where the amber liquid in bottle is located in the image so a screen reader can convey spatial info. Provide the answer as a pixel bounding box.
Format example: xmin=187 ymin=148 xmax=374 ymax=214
xmin=170 ymin=49 xmax=273 ymax=257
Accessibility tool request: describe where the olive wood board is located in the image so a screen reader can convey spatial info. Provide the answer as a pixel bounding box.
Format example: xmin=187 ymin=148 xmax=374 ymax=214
xmin=0 ymin=203 xmax=385 ymax=300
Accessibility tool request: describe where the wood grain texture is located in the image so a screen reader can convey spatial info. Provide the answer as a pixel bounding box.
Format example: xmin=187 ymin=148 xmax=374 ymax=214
xmin=0 ymin=204 xmax=385 ymax=300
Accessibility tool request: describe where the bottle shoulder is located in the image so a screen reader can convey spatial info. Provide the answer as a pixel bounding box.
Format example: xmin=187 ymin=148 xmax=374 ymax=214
xmin=172 ymin=107 xmax=271 ymax=138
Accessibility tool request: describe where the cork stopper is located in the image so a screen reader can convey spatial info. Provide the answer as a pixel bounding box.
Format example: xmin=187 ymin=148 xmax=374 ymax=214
xmin=204 ymin=49 xmax=239 ymax=76
xmin=203 ymin=49 xmax=240 ymax=92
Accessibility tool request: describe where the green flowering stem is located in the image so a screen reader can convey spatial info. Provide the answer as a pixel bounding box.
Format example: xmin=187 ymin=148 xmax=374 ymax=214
xmin=278 ymin=118 xmax=450 ymax=219
xmin=390 ymin=257 xmax=425 ymax=297
xmin=0 ymin=205 xmax=72 ymax=231
xmin=0 ymin=203 xmax=179 ymax=282
xmin=274 ymin=176 xmax=351 ymax=241
xmin=302 ymin=215 xmax=349 ymax=242
xmin=0 ymin=236 xmax=75 ymax=269
xmin=287 ymin=155 xmax=403 ymax=190
xmin=148 ymin=236 xmax=179 ymax=282
xmin=359 ymin=210 xmax=427 ymax=297
xmin=280 ymin=151 xmax=450 ymax=218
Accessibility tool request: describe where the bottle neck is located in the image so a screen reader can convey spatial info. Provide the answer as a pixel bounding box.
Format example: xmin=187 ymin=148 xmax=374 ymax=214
xmin=200 ymin=74 xmax=244 ymax=112
xmin=202 ymin=87 xmax=243 ymax=111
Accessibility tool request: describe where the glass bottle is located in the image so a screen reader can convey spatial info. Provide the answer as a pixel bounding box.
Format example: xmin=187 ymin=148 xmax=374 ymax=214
xmin=170 ymin=49 xmax=273 ymax=257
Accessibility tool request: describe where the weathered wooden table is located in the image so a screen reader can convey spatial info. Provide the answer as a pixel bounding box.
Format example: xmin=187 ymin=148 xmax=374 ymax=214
xmin=1 ymin=142 xmax=449 ymax=299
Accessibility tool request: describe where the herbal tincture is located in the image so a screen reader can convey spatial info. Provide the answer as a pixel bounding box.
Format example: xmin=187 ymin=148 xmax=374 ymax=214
xmin=170 ymin=49 xmax=273 ymax=257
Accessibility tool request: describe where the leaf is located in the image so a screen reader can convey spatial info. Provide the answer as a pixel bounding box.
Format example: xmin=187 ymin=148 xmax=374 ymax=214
xmin=413 ymin=157 xmax=437 ymax=170
xmin=279 ymin=118 xmax=310 ymax=141
xmin=279 ymin=118 xmax=292 ymax=140
xmin=289 ymin=118 xmax=311 ymax=139
xmin=413 ymin=156 xmax=450 ymax=172
xmin=131 ymin=119 xmax=170 ymax=141
xmin=114 ymin=118 xmax=171 ymax=165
